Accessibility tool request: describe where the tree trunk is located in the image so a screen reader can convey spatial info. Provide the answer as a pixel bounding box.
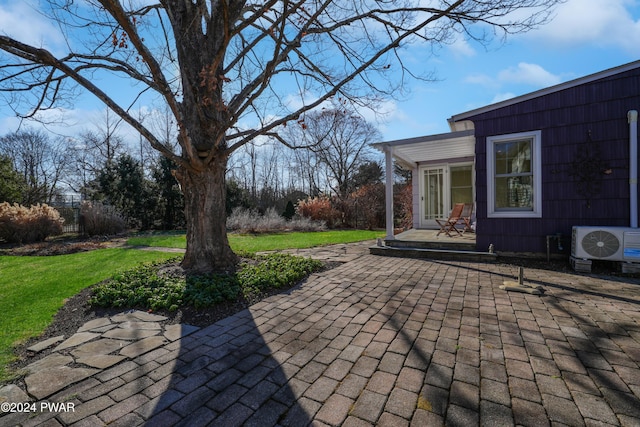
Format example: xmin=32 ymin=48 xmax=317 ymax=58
xmin=176 ymin=157 xmax=238 ymax=274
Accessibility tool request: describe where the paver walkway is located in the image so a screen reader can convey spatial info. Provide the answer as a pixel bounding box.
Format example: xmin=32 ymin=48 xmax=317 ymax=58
xmin=1 ymin=243 xmax=640 ymax=426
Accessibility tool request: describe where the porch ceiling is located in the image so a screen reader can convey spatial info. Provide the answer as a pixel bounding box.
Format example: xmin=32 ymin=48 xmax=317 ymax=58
xmin=373 ymin=129 xmax=475 ymax=168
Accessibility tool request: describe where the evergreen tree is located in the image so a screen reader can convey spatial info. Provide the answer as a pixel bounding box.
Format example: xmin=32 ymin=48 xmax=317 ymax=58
xmin=352 ymin=161 xmax=384 ymax=189
xmin=226 ymin=179 xmax=252 ymax=216
xmin=282 ymin=200 xmax=296 ymax=220
xmin=152 ymin=157 xmax=185 ymax=229
xmin=0 ymin=155 xmax=26 ymax=203
xmin=93 ymin=154 xmax=154 ymax=229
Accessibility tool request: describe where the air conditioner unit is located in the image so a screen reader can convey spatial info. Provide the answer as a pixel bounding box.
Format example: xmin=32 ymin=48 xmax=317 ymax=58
xmin=572 ymin=226 xmax=640 ymax=261
xmin=623 ymin=231 xmax=640 ymax=261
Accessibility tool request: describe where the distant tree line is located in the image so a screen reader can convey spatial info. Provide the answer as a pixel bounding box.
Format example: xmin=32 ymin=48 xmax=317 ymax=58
xmin=0 ymin=109 xmax=411 ymax=231
xmin=0 ymin=126 xmax=185 ymax=230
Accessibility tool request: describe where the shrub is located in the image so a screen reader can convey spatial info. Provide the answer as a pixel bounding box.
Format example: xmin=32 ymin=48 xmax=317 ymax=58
xmin=394 ymin=181 xmax=413 ymax=230
xmin=288 ymin=215 xmax=327 ymax=232
xmin=80 ymin=201 xmax=127 ymax=236
xmin=351 ymin=183 xmax=385 ymax=230
xmin=282 ymin=200 xmax=296 ymax=220
xmin=228 ymin=207 xmax=326 ymax=233
xmin=227 ymin=207 xmax=284 ymax=233
xmin=237 ymin=253 xmax=322 ymax=300
xmin=90 ymin=254 xmax=323 ymax=311
xmin=296 ymin=195 xmax=341 ymax=227
xmin=90 ymin=259 xmax=187 ymax=310
xmin=0 ymin=202 xmax=64 ymax=243
xmin=184 ymin=274 xmax=241 ymax=309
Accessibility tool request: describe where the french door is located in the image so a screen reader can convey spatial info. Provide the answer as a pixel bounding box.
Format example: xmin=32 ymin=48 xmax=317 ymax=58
xmin=420 ymin=164 xmax=473 ymax=228
xmin=421 ymin=167 xmax=445 ymax=228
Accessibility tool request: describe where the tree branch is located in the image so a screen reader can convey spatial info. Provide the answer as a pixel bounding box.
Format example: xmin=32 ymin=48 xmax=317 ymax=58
xmin=0 ymin=35 xmax=184 ymax=167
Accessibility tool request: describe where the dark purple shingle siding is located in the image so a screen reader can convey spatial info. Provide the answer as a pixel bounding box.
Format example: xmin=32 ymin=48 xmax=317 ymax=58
xmin=468 ymin=66 xmax=640 ymax=254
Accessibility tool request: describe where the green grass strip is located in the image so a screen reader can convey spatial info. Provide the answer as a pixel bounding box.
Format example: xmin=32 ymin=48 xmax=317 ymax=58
xmin=128 ymin=229 xmax=384 ymax=252
xmin=0 ymin=229 xmax=383 ymax=381
xmin=0 ymin=249 xmax=175 ymax=381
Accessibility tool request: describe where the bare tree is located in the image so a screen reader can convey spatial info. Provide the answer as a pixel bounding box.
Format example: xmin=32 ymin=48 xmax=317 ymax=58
xmin=66 ymin=108 xmax=129 ymax=197
xmin=0 ymin=0 xmax=562 ymax=272
xmin=0 ymin=129 xmax=71 ymax=204
xmin=292 ymin=146 xmax=323 ymax=196
xmin=303 ymin=109 xmax=380 ymax=199
xmin=70 ymin=135 xmax=126 ymax=198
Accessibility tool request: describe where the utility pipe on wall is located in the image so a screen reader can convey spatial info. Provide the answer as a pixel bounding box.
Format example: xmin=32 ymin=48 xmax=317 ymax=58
xmin=629 ymin=110 xmax=638 ymax=228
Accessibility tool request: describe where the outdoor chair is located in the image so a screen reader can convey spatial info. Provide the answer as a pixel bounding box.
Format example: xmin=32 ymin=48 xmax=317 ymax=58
xmin=458 ymin=203 xmax=474 ymax=233
xmin=436 ymin=203 xmax=464 ymax=237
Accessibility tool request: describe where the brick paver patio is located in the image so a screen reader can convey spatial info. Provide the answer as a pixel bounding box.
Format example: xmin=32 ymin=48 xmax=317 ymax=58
xmin=1 ymin=246 xmax=639 ymax=426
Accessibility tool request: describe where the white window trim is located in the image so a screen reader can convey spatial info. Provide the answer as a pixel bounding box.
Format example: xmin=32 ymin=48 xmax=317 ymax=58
xmin=486 ymin=130 xmax=542 ymax=218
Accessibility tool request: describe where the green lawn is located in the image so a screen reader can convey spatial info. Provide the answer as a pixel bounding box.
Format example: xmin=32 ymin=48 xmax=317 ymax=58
xmin=0 ymin=249 xmax=175 ymax=381
xmin=0 ymin=229 xmax=383 ymax=382
xmin=128 ymin=229 xmax=384 ymax=252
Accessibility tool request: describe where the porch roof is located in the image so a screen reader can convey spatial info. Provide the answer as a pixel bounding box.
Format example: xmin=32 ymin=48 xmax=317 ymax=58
xmin=373 ymin=129 xmax=475 ymax=168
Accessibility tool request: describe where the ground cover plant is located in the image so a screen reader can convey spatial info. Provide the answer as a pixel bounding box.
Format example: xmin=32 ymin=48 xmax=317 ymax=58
xmin=128 ymin=229 xmax=384 ymax=252
xmin=90 ymin=253 xmax=323 ymax=311
xmin=0 ymin=249 xmax=176 ymax=381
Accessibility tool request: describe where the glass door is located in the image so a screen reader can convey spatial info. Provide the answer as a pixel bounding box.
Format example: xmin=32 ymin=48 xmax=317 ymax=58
xmin=421 ymin=167 xmax=445 ymax=227
xmin=420 ymin=163 xmax=474 ymax=229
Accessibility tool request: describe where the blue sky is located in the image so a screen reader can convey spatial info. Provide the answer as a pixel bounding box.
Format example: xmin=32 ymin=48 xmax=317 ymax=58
xmin=1 ymin=0 xmax=640 ymax=145
xmin=376 ymin=0 xmax=640 ymax=140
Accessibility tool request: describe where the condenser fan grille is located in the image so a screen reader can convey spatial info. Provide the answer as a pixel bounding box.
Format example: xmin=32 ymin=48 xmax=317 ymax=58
xmin=581 ymin=230 xmax=621 ymax=258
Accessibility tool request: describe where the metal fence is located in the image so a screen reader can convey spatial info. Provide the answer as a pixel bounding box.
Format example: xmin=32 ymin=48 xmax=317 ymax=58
xmin=57 ymin=206 xmax=82 ymax=234
xmin=50 ymin=196 xmax=84 ymax=234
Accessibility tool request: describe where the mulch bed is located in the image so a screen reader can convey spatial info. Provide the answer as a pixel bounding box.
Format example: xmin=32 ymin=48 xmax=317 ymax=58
xmin=0 ymin=235 xmax=128 ymax=256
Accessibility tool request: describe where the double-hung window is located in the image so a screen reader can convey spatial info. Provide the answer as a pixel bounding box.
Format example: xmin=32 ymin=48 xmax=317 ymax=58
xmin=487 ymin=130 xmax=542 ymax=218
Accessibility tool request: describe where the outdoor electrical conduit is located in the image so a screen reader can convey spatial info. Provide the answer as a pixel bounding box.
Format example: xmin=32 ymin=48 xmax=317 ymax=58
xmin=629 ymin=110 xmax=638 ymax=228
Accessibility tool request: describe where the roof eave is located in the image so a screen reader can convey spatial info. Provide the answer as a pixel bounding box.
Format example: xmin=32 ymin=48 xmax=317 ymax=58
xmin=372 ymin=129 xmax=475 ymax=149
xmin=450 ymin=59 xmax=640 ymax=123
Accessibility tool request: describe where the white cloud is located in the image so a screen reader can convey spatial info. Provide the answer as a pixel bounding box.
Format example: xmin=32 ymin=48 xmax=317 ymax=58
xmin=375 ymin=101 xmax=446 ymax=140
xmin=0 ymin=106 xmax=142 ymax=148
xmin=448 ymin=37 xmax=476 ymax=58
xmin=465 ymin=63 xmax=561 ymax=90
xmin=461 ymin=63 xmax=562 ymax=108
xmin=358 ymin=98 xmax=399 ymax=124
xmin=0 ymin=1 xmax=64 ymax=50
xmin=497 ymin=63 xmax=562 ymax=87
xmin=464 ymin=73 xmax=495 ymax=87
xmin=528 ymin=0 xmax=640 ymax=54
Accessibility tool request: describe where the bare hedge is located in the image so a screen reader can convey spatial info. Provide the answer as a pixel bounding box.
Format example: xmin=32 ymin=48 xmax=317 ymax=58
xmin=79 ymin=201 xmax=127 ymax=236
xmin=0 ymin=202 xmax=64 ymax=243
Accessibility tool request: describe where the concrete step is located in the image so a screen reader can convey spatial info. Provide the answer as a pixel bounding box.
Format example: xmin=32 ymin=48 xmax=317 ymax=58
xmin=384 ymin=238 xmax=477 ymax=252
xmin=370 ymin=245 xmax=498 ymax=262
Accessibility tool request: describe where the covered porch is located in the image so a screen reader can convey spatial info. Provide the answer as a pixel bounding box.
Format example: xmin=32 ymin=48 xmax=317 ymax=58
xmin=373 ymin=129 xmax=477 ymax=241
xmin=372 ymin=129 xmax=496 ymax=261
xmin=391 ymin=228 xmax=476 ymax=250
xmin=371 ymin=228 xmax=496 ymax=262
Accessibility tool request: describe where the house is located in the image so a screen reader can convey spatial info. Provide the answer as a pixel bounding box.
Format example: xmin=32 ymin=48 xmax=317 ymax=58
xmin=376 ymin=60 xmax=640 ymax=261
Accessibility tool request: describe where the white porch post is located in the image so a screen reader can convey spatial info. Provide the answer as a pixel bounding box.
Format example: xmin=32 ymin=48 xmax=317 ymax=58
xmin=384 ymin=146 xmax=395 ymax=240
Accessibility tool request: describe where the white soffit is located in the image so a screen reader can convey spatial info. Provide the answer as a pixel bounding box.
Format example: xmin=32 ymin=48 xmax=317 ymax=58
xmin=374 ymin=129 xmax=475 ymax=167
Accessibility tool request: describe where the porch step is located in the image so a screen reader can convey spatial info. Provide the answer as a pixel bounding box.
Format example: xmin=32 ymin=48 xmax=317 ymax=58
xmin=370 ymin=245 xmax=498 ymax=263
xmin=385 ymin=238 xmax=477 ymax=252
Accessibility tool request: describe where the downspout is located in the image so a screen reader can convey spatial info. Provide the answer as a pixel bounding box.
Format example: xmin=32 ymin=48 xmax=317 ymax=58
xmin=384 ymin=146 xmax=395 ymax=240
xmin=629 ymin=110 xmax=638 ymax=228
